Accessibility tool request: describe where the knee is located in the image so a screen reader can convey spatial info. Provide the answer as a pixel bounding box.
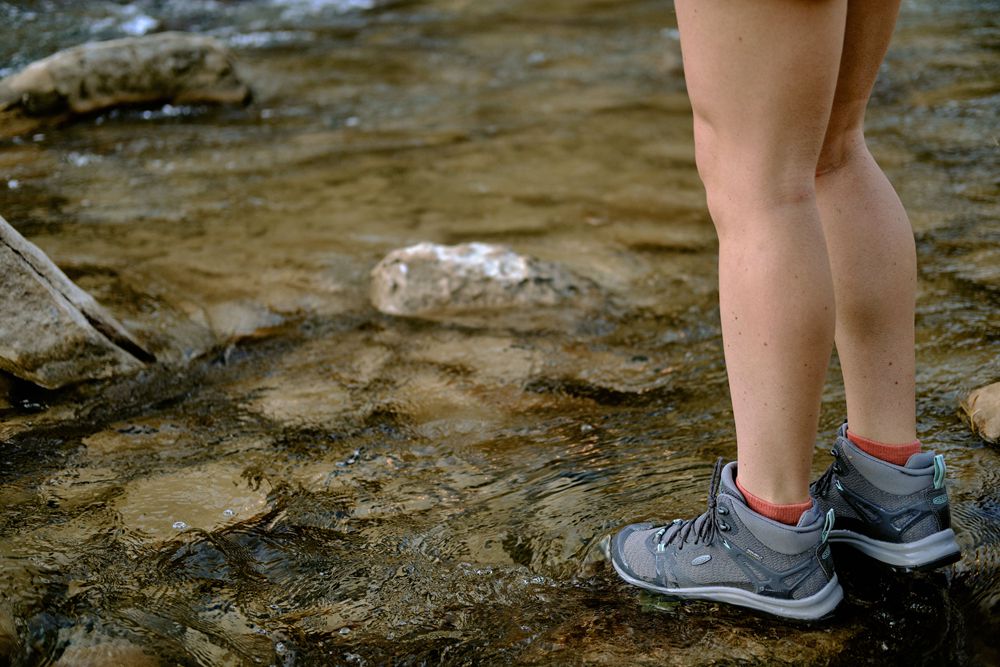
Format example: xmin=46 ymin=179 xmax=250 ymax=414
xmin=816 ymin=122 xmax=867 ymax=177
xmin=692 ymin=118 xmax=818 ymax=237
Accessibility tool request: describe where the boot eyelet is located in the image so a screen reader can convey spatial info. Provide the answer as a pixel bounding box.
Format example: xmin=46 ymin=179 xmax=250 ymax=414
xmin=719 ymin=522 xmax=730 ymax=531
xmin=717 ymin=506 xmax=729 ymax=516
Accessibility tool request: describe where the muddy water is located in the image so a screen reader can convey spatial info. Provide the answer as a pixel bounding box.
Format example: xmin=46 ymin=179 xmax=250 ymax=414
xmin=1 ymin=0 xmax=998 ymax=664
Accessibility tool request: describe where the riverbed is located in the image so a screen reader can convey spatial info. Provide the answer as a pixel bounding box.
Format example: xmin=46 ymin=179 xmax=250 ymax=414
xmin=1 ymin=0 xmax=998 ymax=664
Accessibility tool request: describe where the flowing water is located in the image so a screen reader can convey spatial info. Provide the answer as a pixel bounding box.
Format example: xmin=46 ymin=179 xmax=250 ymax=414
xmin=1 ymin=0 xmax=998 ymax=664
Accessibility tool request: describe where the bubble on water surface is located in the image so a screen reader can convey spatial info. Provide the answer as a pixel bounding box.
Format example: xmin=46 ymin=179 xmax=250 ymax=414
xmin=172 ymin=521 xmax=188 ymax=530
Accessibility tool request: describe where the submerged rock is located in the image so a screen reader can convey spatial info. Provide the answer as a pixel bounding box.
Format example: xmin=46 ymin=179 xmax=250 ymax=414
xmin=0 ymin=606 xmax=17 ymax=661
xmin=112 ymin=460 xmax=269 ymax=541
xmin=0 ymin=214 xmax=152 ymax=389
xmin=0 ymin=32 xmax=249 ymax=136
xmin=370 ymin=242 xmax=601 ymax=323
xmin=961 ymin=381 xmax=1000 ymax=444
xmin=53 ymin=635 xmax=159 ymax=667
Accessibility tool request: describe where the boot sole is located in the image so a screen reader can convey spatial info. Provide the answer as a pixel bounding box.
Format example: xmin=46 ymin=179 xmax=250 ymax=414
xmin=829 ymin=527 xmax=961 ymax=571
xmin=612 ymin=558 xmax=843 ymax=621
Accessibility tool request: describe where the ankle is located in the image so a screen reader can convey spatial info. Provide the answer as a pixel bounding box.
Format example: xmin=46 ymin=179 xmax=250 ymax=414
xmin=846 ymin=429 xmax=920 ymax=466
xmin=735 ymin=477 xmax=813 ymax=525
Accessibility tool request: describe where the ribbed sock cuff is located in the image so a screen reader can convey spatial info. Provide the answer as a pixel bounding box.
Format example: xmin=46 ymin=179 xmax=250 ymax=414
xmin=846 ymin=429 xmax=921 ymax=466
xmin=734 ymin=477 xmax=812 ymax=526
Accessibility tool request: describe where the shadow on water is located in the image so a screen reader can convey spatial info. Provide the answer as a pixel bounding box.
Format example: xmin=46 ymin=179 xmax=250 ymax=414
xmin=1 ymin=0 xmax=999 ymax=665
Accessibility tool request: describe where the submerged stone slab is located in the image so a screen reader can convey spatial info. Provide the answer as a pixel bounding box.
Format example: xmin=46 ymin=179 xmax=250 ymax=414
xmin=113 ymin=460 xmax=269 ymax=541
xmin=0 ymin=32 xmax=249 ymax=136
xmin=370 ymin=242 xmax=601 ymax=322
xmin=962 ymin=381 xmax=1000 ymax=444
xmin=53 ymin=639 xmax=159 ymax=667
xmin=0 ymin=214 xmax=150 ymax=388
xmin=0 ymin=606 xmax=16 ymax=661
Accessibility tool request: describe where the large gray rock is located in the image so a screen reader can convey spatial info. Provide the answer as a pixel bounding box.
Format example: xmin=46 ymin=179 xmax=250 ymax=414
xmin=962 ymin=381 xmax=1000 ymax=444
xmin=0 ymin=215 xmax=151 ymax=389
xmin=370 ymin=242 xmax=601 ymax=322
xmin=0 ymin=32 xmax=249 ymax=137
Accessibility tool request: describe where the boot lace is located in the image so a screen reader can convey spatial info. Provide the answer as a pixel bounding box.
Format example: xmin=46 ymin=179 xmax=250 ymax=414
xmin=653 ymin=457 xmax=729 ymax=551
xmin=811 ymin=447 xmax=842 ymax=497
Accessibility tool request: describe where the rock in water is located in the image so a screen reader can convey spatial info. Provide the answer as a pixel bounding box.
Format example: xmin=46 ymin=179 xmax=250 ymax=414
xmin=0 ymin=32 xmax=249 ymax=136
xmin=0 ymin=214 xmax=152 ymax=389
xmin=962 ymin=382 xmax=1000 ymax=444
xmin=370 ymin=242 xmax=600 ymax=322
xmin=0 ymin=606 xmax=17 ymax=661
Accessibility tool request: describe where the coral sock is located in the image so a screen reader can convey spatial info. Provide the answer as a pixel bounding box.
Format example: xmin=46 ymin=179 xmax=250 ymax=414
xmin=735 ymin=477 xmax=813 ymax=525
xmin=846 ymin=429 xmax=921 ymax=466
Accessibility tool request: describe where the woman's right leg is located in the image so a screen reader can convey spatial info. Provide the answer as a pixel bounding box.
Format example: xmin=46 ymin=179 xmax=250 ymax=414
xmin=816 ymin=0 xmax=918 ymax=447
xmin=809 ymin=1 xmax=961 ymax=571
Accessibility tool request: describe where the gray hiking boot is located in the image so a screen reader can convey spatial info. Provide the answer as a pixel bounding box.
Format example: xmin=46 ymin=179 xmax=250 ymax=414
xmin=611 ymin=459 xmax=843 ymax=620
xmin=810 ymin=423 xmax=961 ymax=571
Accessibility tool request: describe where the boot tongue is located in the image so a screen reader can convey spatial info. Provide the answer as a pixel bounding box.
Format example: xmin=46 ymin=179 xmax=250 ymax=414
xmin=718 ymin=461 xmax=744 ymax=501
xmin=905 ymin=451 xmax=935 ymax=468
xmin=796 ymin=503 xmax=821 ymax=527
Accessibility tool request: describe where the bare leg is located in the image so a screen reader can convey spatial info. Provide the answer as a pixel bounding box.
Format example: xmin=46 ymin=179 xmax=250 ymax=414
xmin=816 ymin=0 xmax=917 ymax=445
xmin=676 ymin=0 xmax=846 ymax=504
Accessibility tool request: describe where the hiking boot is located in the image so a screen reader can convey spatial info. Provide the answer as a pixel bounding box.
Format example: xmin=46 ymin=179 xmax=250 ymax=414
xmin=611 ymin=459 xmax=843 ymax=620
xmin=810 ymin=423 xmax=961 ymax=571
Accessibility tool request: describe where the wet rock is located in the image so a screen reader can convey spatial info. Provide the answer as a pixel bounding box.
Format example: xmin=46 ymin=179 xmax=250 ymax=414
xmin=0 ymin=32 xmax=250 ymax=137
xmin=0 ymin=372 xmax=13 ymax=410
xmin=199 ymin=299 xmax=286 ymax=342
xmin=370 ymin=242 xmax=601 ymax=323
xmin=0 ymin=606 xmax=18 ymax=661
xmin=961 ymin=381 xmax=1000 ymax=444
xmin=250 ymin=380 xmax=354 ymax=427
xmin=518 ymin=603 xmax=860 ymax=666
xmin=228 ymin=337 xmax=389 ymax=428
xmin=0 ymin=215 xmax=151 ymax=389
xmin=53 ymin=636 xmax=158 ymax=667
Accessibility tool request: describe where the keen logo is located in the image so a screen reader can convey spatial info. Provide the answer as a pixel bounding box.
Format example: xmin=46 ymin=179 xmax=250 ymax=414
xmin=690 ymin=554 xmax=711 ymax=566
xmin=745 ymin=548 xmax=763 ymax=561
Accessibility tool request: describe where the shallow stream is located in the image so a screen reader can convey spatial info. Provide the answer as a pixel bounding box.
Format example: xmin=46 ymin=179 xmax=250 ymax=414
xmin=1 ymin=0 xmax=999 ymax=664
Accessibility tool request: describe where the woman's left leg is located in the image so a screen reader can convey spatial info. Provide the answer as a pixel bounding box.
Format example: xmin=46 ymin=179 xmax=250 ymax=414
xmin=677 ymin=0 xmax=846 ymax=507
